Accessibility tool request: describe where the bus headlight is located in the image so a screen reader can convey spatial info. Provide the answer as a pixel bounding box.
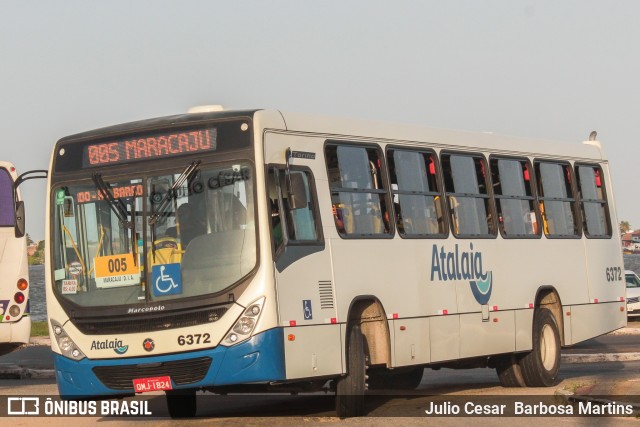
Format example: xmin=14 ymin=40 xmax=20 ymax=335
xmin=50 ymin=319 xmax=86 ymax=361
xmin=232 ymin=317 xmax=256 ymax=335
xmin=59 ymin=337 xmax=74 ymax=352
xmin=223 ymin=297 xmax=265 ymax=346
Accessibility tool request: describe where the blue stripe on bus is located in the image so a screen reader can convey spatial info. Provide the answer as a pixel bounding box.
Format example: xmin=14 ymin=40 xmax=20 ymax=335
xmin=53 ymin=328 xmax=285 ymax=397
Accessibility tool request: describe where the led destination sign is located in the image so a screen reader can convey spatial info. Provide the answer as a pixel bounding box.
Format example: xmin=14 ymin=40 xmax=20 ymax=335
xmin=83 ymin=128 xmax=217 ymax=167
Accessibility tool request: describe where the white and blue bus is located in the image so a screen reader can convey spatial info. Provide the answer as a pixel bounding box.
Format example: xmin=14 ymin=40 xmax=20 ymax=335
xmin=0 ymin=161 xmax=46 ymax=350
xmin=46 ymin=108 xmax=626 ymax=417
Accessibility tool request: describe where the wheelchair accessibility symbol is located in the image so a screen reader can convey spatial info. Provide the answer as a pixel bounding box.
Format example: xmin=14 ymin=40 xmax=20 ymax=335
xmin=152 ymin=263 xmax=182 ymax=297
xmin=303 ymin=300 xmax=312 ymax=320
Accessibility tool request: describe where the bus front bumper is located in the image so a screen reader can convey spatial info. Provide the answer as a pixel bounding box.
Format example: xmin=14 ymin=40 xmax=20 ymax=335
xmin=53 ymin=328 xmax=286 ymax=398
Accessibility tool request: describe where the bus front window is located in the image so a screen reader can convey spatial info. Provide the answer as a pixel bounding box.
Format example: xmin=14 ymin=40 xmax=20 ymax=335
xmin=147 ymin=163 xmax=255 ymax=301
xmin=51 ymin=162 xmax=256 ymax=308
xmin=52 ymin=179 xmax=144 ymax=306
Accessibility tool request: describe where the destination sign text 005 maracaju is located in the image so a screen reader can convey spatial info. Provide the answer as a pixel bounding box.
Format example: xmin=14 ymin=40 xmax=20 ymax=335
xmin=83 ymin=128 xmax=217 ymax=167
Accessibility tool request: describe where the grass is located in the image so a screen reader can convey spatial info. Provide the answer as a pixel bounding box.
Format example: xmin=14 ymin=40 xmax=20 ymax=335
xmin=31 ymin=321 xmax=49 ymax=337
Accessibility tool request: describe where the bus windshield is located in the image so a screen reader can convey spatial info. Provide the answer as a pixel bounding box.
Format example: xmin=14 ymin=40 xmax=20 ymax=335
xmin=51 ymin=162 xmax=256 ymax=308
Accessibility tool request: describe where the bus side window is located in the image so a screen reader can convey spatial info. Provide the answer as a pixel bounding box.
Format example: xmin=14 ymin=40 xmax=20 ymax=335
xmin=576 ymin=164 xmax=611 ymax=238
xmin=387 ymin=148 xmax=446 ymax=237
xmin=441 ymin=153 xmax=496 ymax=238
xmin=490 ymin=157 xmax=539 ymax=238
xmin=325 ymin=144 xmax=391 ymax=237
xmin=535 ymin=161 xmax=580 ymax=238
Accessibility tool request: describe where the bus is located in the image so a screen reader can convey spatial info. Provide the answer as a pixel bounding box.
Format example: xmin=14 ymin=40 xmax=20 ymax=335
xmin=46 ymin=109 xmax=626 ymax=417
xmin=0 ymin=161 xmax=46 ymax=350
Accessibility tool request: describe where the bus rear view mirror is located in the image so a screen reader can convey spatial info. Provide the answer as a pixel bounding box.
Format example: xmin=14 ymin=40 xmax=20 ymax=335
xmin=287 ymin=172 xmax=308 ymax=210
xmin=15 ymin=201 xmax=25 ymax=238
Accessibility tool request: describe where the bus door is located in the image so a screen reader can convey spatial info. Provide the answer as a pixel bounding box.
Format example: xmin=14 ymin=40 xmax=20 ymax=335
xmin=264 ymin=133 xmax=342 ymax=379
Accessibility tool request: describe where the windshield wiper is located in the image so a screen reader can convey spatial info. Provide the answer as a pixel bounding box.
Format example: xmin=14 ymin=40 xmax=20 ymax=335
xmin=92 ymin=173 xmax=133 ymax=253
xmin=92 ymin=173 xmax=130 ymax=229
xmin=148 ymin=161 xmax=200 ymax=263
xmin=148 ymin=161 xmax=201 ymax=225
xmin=131 ymin=198 xmax=137 ymax=266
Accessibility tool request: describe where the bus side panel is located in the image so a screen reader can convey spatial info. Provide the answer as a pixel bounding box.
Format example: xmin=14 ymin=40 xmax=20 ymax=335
xmin=515 ymin=309 xmax=534 ymax=352
xmin=283 ymin=324 xmax=342 ymax=379
xmin=392 ymin=317 xmax=430 ymax=367
xmin=568 ymin=302 xmax=626 ymax=345
xmin=459 ymin=311 xmax=515 ymax=358
xmin=273 ymin=247 xmax=335 ymax=329
xmin=0 ymin=228 xmax=30 ymax=344
xmin=582 ymin=163 xmax=626 ymax=313
xmin=429 ymin=315 xmax=460 ymax=363
xmin=583 ymin=238 xmax=626 ymax=310
xmin=330 ymin=240 xmax=459 ymax=323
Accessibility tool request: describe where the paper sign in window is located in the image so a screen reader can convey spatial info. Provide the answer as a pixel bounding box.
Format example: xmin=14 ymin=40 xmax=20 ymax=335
xmin=94 ymin=253 xmax=140 ymax=288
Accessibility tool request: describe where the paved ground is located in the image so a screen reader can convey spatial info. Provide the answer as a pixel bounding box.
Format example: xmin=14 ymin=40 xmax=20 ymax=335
xmin=2 ymin=329 xmax=639 ymax=411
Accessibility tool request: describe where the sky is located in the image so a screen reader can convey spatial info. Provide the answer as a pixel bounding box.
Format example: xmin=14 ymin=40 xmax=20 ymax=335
xmin=1 ymin=0 xmax=639 ymax=241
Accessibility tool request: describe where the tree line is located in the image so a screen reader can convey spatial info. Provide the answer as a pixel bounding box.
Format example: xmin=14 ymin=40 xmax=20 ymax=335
xmin=26 ymin=233 xmax=45 ymax=265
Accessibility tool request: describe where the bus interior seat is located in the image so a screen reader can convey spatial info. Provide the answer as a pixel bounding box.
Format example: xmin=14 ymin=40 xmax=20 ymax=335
xmin=181 ymin=229 xmax=255 ymax=293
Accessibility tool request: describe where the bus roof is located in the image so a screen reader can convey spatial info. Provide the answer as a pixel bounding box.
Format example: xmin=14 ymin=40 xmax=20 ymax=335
xmin=275 ymin=110 xmax=605 ymax=162
xmin=54 ymin=108 xmax=605 ymax=162
xmin=55 ymin=109 xmax=260 ymax=146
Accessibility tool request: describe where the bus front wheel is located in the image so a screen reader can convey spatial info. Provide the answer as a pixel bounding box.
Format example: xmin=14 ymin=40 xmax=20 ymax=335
xmin=166 ymin=388 xmax=197 ymax=418
xmin=335 ymin=324 xmax=366 ymax=417
xmin=519 ymin=308 xmax=561 ymax=387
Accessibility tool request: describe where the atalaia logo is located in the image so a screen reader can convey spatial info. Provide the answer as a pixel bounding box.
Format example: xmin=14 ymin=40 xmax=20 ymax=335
xmin=429 ymin=243 xmax=493 ymax=305
xmin=90 ymin=338 xmax=129 ymax=355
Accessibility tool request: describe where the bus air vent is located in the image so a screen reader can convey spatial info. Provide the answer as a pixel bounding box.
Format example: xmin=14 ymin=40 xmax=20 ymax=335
xmin=71 ymin=306 xmax=229 ymax=335
xmin=318 ymin=280 xmax=335 ymax=309
xmin=93 ymin=356 xmax=211 ymax=390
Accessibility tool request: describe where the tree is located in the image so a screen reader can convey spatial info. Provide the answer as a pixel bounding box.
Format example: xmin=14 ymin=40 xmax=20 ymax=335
xmin=26 ymin=233 xmax=34 ymax=246
xmin=620 ymin=221 xmax=631 ymax=235
xmin=37 ymin=240 xmax=45 ymax=251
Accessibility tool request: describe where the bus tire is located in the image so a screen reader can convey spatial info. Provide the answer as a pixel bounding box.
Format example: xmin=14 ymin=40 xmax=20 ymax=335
xmin=495 ymin=354 xmax=526 ymax=387
xmin=519 ymin=308 xmax=561 ymax=387
xmin=335 ymin=324 xmax=366 ymax=417
xmin=166 ymin=389 xmax=197 ymax=418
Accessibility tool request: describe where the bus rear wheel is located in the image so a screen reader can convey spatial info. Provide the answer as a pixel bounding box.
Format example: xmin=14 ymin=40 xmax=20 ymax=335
xmin=166 ymin=388 xmax=197 ymax=418
xmin=495 ymin=354 xmax=526 ymax=387
xmin=335 ymin=324 xmax=366 ymax=417
xmin=519 ymin=308 xmax=561 ymax=387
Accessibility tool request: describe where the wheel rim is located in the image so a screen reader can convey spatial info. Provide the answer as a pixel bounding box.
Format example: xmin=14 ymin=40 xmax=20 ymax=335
xmin=540 ymin=323 xmax=557 ymax=371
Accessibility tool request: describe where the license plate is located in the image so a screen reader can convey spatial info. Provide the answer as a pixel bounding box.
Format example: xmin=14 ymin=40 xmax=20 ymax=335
xmin=133 ymin=376 xmax=173 ymax=393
